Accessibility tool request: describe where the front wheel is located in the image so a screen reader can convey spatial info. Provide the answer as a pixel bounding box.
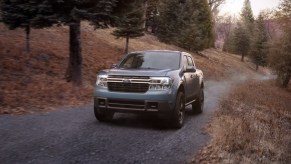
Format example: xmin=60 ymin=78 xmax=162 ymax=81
xmin=171 ymin=92 xmax=185 ymax=129
xmin=94 ymin=107 xmax=114 ymax=122
xmin=192 ymin=88 xmax=204 ymax=114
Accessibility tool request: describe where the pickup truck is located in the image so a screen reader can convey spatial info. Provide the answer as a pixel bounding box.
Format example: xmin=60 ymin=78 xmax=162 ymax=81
xmin=94 ymin=50 xmax=204 ymax=128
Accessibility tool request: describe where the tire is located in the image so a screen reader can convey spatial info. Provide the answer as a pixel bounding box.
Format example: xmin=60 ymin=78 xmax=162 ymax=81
xmin=94 ymin=107 xmax=114 ymax=122
xmin=192 ymin=87 xmax=204 ymax=114
xmin=172 ymin=92 xmax=185 ymax=129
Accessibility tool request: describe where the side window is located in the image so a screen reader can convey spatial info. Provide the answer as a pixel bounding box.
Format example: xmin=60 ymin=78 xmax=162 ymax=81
xmin=122 ymin=55 xmax=134 ymax=68
xmin=183 ymin=56 xmax=188 ymax=67
xmin=187 ymin=56 xmax=196 ymax=68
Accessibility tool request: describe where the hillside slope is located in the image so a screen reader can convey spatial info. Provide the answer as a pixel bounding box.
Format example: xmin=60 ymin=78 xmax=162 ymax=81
xmin=0 ymin=22 xmax=268 ymax=114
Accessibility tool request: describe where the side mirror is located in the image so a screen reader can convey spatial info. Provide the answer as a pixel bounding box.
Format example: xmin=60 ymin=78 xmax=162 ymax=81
xmin=185 ymin=66 xmax=196 ymax=73
xmin=111 ymin=64 xmax=117 ymax=68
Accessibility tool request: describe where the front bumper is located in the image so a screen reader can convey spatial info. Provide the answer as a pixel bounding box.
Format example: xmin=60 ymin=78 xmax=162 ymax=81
xmin=94 ymin=87 xmax=176 ymax=114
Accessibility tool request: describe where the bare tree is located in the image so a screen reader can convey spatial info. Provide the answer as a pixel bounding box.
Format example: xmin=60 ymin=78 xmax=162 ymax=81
xmin=208 ymin=0 xmax=225 ymax=18
xmin=217 ymin=15 xmax=236 ymax=38
xmin=260 ymin=9 xmax=277 ymax=39
xmin=215 ymin=14 xmax=237 ymax=49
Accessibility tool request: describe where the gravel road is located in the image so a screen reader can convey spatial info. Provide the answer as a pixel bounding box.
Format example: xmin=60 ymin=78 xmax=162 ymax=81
xmin=0 ymin=80 xmax=235 ymax=164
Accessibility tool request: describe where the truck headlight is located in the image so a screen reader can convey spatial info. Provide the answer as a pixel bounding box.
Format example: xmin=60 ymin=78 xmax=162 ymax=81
xmin=149 ymin=77 xmax=173 ymax=90
xmin=96 ymin=75 xmax=108 ymax=87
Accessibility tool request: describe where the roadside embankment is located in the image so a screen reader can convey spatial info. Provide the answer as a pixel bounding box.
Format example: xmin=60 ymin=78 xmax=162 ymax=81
xmin=193 ymin=80 xmax=291 ymax=163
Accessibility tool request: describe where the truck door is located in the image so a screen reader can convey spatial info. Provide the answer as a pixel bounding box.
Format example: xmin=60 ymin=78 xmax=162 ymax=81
xmin=183 ymin=55 xmax=195 ymax=102
xmin=187 ymin=56 xmax=200 ymax=98
xmin=183 ymin=55 xmax=191 ymax=101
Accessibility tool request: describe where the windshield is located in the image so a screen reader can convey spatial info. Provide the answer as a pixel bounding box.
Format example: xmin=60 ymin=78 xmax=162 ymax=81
xmin=118 ymin=51 xmax=181 ymax=70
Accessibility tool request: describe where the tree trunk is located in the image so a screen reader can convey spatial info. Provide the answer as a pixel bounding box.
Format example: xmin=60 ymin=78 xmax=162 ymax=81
xmin=277 ymin=72 xmax=290 ymax=88
xmin=125 ymin=36 xmax=129 ymax=54
xmin=142 ymin=0 xmax=148 ymax=29
xmin=256 ymin=64 xmax=259 ymax=71
xmin=241 ymin=53 xmax=245 ymax=62
xmin=65 ymin=20 xmax=82 ymax=86
xmin=25 ymin=25 xmax=31 ymax=53
xmin=282 ymin=72 xmax=290 ymax=88
xmin=152 ymin=16 xmax=157 ymax=34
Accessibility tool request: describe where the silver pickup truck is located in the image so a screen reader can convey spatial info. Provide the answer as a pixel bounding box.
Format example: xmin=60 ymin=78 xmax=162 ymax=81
xmin=94 ymin=50 xmax=204 ymax=128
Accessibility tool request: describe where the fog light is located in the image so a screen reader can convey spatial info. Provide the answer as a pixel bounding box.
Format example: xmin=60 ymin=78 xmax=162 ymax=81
xmin=98 ymin=99 xmax=106 ymax=106
xmin=148 ymin=102 xmax=158 ymax=109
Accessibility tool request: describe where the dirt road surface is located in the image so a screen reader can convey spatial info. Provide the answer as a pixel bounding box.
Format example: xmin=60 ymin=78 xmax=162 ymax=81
xmin=0 ymin=75 xmax=264 ymax=164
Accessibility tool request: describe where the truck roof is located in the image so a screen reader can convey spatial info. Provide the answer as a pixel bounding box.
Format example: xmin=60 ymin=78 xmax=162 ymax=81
xmin=128 ymin=50 xmax=182 ymax=54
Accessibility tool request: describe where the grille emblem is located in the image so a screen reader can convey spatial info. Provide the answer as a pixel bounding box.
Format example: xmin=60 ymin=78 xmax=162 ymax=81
xmin=123 ymin=79 xmax=131 ymax=83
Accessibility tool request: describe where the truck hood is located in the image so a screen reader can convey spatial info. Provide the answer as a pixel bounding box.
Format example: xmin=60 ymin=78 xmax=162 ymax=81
xmin=100 ymin=68 xmax=173 ymax=77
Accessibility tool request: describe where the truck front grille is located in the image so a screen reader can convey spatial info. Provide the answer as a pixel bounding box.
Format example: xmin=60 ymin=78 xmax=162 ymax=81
xmin=107 ymin=76 xmax=150 ymax=93
xmin=108 ymin=82 xmax=149 ymax=93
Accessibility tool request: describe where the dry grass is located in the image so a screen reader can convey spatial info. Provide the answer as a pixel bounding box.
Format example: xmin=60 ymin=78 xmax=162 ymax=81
xmin=0 ymin=23 xmax=123 ymax=114
xmin=193 ymin=80 xmax=291 ymax=163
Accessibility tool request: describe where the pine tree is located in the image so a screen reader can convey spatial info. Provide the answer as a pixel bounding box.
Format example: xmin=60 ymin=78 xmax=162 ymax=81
xmin=241 ymin=0 xmax=254 ymax=32
xmin=156 ymin=0 xmax=214 ymax=51
xmin=156 ymin=0 xmax=182 ymax=44
xmin=233 ymin=22 xmax=249 ymax=61
xmin=112 ymin=1 xmax=145 ymax=54
xmin=223 ymin=30 xmax=236 ymax=53
xmin=0 ymin=0 xmax=55 ymax=53
xmin=193 ymin=0 xmax=214 ymax=49
xmin=249 ymin=13 xmax=268 ymax=71
xmin=31 ymin=0 xmax=57 ymax=28
xmin=179 ymin=0 xmax=214 ymax=51
xmin=234 ymin=0 xmax=254 ymax=62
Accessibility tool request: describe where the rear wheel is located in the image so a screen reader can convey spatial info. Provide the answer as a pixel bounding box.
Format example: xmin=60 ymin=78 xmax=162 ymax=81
xmin=192 ymin=88 xmax=204 ymax=114
xmin=172 ymin=92 xmax=185 ymax=129
xmin=94 ymin=107 xmax=114 ymax=122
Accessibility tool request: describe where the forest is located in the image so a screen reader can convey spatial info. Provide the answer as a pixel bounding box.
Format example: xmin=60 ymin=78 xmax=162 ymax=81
xmin=1 ymin=0 xmax=289 ymax=88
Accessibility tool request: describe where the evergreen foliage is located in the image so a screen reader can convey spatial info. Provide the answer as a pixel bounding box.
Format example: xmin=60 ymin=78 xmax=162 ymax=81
xmin=237 ymin=0 xmax=254 ymax=61
xmin=240 ymin=0 xmax=254 ymax=33
xmin=268 ymin=29 xmax=291 ymax=88
xmin=112 ymin=0 xmax=145 ymax=54
xmin=222 ymin=30 xmax=235 ymax=53
xmin=0 ymin=0 xmax=56 ymax=53
xmin=249 ymin=13 xmax=268 ymax=71
xmin=223 ymin=0 xmax=254 ymax=61
xmin=268 ymin=0 xmax=291 ymax=88
xmin=156 ymin=0 xmax=182 ymax=44
xmin=0 ymin=0 xmax=36 ymax=30
xmin=233 ymin=22 xmax=249 ymax=61
xmin=179 ymin=0 xmax=214 ymax=51
xmin=31 ymin=0 xmax=56 ymax=28
xmin=156 ymin=0 xmax=214 ymax=51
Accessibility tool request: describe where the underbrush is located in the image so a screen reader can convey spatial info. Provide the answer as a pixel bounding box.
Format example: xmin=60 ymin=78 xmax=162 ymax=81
xmin=194 ymin=80 xmax=291 ymax=163
xmin=0 ymin=42 xmax=93 ymax=114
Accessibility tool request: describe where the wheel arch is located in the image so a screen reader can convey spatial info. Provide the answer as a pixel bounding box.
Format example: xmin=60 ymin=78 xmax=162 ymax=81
xmin=201 ymin=81 xmax=204 ymax=89
xmin=178 ymin=84 xmax=185 ymax=94
xmin=175 ymin=82 xmax=186 ymax=103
